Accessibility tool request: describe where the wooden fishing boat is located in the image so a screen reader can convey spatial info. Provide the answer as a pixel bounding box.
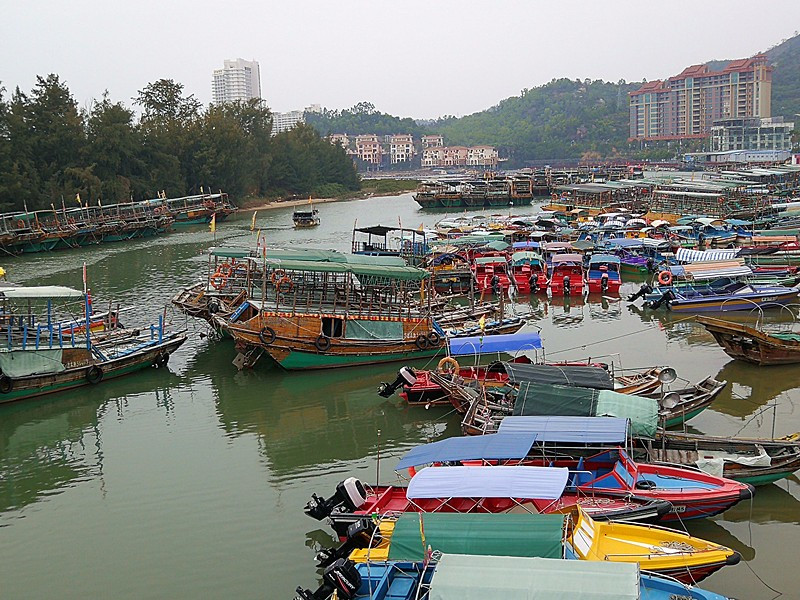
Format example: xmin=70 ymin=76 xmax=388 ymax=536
xmin=458 ymin=377 xmax=725 ymax=436
xmin=296 ymin=553 xmax=731 ymax=600
xmin=697 ymin=315 xmax=800 ymax=365
xmin=639 ymin=430 xmax=800 ymax=487
xmin=223 ymin=257 xmax=444 ymax=370
xmin=0 ymin=285 xmax=186 ymax=405
xmin=304 ymin=466 xmax=672 ymax=539
xmin=293 ymin=208 xmax=320 ymax=228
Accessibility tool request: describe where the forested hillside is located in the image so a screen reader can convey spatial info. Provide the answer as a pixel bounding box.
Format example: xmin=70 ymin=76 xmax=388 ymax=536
xmin=306 ymin=33 xmax=800 ymax=165
xmin=0 ymin=76 xmax=359 ymax=212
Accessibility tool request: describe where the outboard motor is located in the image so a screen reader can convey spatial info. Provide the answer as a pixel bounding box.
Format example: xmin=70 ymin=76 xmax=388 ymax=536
xmin=646 ymin=258 xmax=655 ymax=273
xmin=562 ymin=276 xmax=571 ymax=296
xmin=644 ymin=290 xmax=674 ymax=310
xmin=626 ymin=283 xmax=653 ymax=302
xmin=600 ymin=272 xmax=609 ymax=293
xmin=295 ymin=558 xmax=362 ymax=600
xmin=377 ymin=366 xmax=417 ymax=398
xmin=305 ymin=477 xmax=367 ymax=521
xmin=315 ymin=518 xmax=382 ymax=568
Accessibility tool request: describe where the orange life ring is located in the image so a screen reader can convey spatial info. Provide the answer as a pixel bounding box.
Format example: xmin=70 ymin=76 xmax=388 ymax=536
xmin=16 ymin=220 xmax=24 ymax=229
xmin=276 ymin=276 xmax=294 ymax=293
xmin=658 ymin=270 xmax=673 ymax=286
xmin=270 ymin=269 xmax=286 ymax=286
xmin=551 ymin=193 xmax=558 ymax=202
xmin=437 ymin=356 xmax=460 ymax=374
xmin=210 ymin=271 xmax=228 ymax=290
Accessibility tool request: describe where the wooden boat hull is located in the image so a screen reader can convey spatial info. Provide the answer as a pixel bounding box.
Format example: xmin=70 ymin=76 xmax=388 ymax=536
xmin=0 ymin=334 xmax=186 ymax=405
xmin=697 ymin=316 xmax=800 ymax=365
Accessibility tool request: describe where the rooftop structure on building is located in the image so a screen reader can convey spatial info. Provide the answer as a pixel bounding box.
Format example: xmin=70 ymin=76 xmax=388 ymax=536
xmin=710 ymin=116 xmax=794 ymax=152
xmin=683 ymin=149 xmax=792 ymax=165
xmin=630 ymin=55 xmax=772 ymax=142
xmin=272 ymin=104 xmax=323 ymax=135
xmin=212 ymin=58 xmax=262 ymax=104
xmin=422 ymin=134 xmax=444 ymax=148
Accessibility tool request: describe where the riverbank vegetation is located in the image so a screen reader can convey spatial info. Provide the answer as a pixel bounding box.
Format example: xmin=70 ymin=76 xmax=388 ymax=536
xmin=0 ymin=76 xmax=359 ymax=212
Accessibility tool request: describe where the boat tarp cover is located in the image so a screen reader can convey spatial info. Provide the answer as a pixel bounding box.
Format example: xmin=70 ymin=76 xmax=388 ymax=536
xmin=513 ymin=382 xmax=657 ymax=438
xmin=344 ymin=319 xmax=404 ymax=341
xmin=512 ymin=241 xmax=541 ymax=249
xmin=428 ymin=554 xmax=639 ymax=600
xmin=668 ymin=263 xmax=753 ymax=280
xmin=406 ymin=466 xmax=569 ymax=500
xmin=387 ymin=514 xmax=566 ymax=561
xmin=551 ymin=254 xmax=583 ymax=264
xmin=498 ymin=362 xmax=613 ymax=390
xmin=395 ymin=433 xmax=538 ymax=470
xmin=0 ymin=286 xmax=84 ymax=299
xmin=448 ymin=332 xmax=543 ymax=356
xmin=211 ymin=247 xmax=407 ymax=266
xmin=604 ymin=238 xmax=643 ymax=249
xmin=0 ymin=349 xmax=66 ymax=377
xmin=497 ymin=416 xmax=630 ymax=444
xmin=588 ymin=254 xmax=621 ymax=265
xmin=474 ymin=256 xmax=508 ymax=265
xmin=262 ymin=258 xmax=428 ymax=280
xmin=675 ymin=248 xmax=740 ymax=263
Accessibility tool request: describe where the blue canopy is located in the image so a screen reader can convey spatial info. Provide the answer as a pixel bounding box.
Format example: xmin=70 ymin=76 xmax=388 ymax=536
xmin=497 ymin=416 xmax=630 ymax=444
xmin=513 ymin=241 xmax=541 ymax=249
xmin=448 ymin=332 xmax=543 ymax=356
xmin=588 ymin=254 xmax=621 ymax=265
xmin=603 ymin=238 xmax=643 ymax=249
xmin=396 ymin=433 xmax=538 ymax=470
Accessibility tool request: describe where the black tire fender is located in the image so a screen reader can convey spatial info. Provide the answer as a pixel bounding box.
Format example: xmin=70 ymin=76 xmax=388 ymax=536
xmin=258 ymin=327 xmax=276 ymax=345
xmin=86 ymin=365 xmax=104 ymax=384
xmin=415 ymin=334 xmax=429 ymax=350
xmin=314 ymin=335 xmax=331 ymax=352
xmin=0 ymin=375 xmax=12 ymax=393
xmin=426 ymin=331 xmax=442 ymax=347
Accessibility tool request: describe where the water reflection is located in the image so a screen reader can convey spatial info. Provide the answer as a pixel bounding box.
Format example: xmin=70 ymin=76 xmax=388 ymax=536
xmin=187 ymin=340 xmax=460 ymax=480
xmin=709 ymin=360 xmax=800 ymax=419
xmin=687 ymin=519 xmax=756 ymax=562
xmin=0 ymin=371 xmax=180 ymax=515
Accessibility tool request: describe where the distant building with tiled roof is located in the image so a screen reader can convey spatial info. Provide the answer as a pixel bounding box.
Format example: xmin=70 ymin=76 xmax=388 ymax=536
xmin=629 ymin=54 xmax=772 ymax=141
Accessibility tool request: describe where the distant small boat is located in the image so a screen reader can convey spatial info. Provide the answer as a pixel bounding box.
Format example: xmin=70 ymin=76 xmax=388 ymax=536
xmin=293 ymin=206 xmax=320 ymax=228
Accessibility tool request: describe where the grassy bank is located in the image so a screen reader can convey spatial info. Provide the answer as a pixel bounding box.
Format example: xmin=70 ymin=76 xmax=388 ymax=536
xmin=360 ymin=179 xmax=419 ymax=195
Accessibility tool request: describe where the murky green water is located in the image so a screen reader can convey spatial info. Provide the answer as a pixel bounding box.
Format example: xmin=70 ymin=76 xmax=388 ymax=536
xmin=1 ymin=194 xmax=798 ymax=599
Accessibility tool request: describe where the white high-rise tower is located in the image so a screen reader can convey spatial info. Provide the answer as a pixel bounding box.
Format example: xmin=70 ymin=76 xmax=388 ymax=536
xmin=211 ymin=58 xmax=262 ymax=104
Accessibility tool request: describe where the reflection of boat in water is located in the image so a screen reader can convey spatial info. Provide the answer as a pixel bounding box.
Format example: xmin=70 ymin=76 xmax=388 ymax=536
xmin=708 ymin=359 xmax=800 ymax=419
xmin=190 ymin=341 xmax=461 ymax=478
xmin=714 ymin=476 xmax=800 ymax=526
xmin=0 ymin=370 xmax=180 ymax=514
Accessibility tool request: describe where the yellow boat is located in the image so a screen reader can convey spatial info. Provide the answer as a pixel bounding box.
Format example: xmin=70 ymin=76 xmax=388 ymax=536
xmin=567 ymin=509 xmax=740 ymax=583
xmin=336 ymin=510 xmax=738 ymax=584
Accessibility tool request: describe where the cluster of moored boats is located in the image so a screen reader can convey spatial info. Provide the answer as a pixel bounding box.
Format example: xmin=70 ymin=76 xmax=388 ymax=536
xmin=0 ymin=192 xmax=236 ymax=254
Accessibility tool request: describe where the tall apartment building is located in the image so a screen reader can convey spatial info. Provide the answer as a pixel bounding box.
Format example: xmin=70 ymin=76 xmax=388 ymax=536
xmin=272 ymin=104 xmax=323 ymax=135
xmin=629 ymin=55 xmax=772 ymax=141
xmin=422 ymin=134 xmax=444 ymax=148
xmin=212 ymin=58 xmax=262 ymax=104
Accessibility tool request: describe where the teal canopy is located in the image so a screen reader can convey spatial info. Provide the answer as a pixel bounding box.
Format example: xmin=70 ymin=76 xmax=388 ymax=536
xmin=387 ymin=513 xmax=565 ymax=561
xmin=429 ymin=554 xmax=639 ymax=600
xmin=513 ymin=382 xmax=658 ymax=438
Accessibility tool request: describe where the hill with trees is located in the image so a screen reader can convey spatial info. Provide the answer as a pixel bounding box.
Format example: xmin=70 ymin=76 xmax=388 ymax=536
xmin=305 ymin=33 xmax=800 ymax=165
xmin=0 ymin=76 xmax=359 ymax=213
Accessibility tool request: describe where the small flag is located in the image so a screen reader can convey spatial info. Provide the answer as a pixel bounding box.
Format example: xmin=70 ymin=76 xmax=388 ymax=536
xmin=478 ymin=315 xmax=486 ymax=332
xmin=209 ymin=213 xmax=216 ymax=233
xmin=251 ymin=211 xmax=257 ymax=231
xmin=76 ymin=193 xmax=81 ymax=205
xmin=256 ymin=229 xmax=262 ymax=248
xmin=308 ymin=195 xmax=313 ymax=204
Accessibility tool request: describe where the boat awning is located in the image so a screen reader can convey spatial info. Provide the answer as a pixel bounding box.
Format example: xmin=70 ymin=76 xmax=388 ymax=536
xmin=474 ymin=256 xmax=508 ymax=265
xmin=511 ymin=251 xmax=543 ymax=265
xmin=603 ymin=238 xmax=643 ymax=249
xmin=406 ymin=466 xmax=569 ymax=500
xmin=669 ymin=262 xmax=752 ymax=280
xmin=513 ymin=382 xmax=658 ymax=438
xmin=497 ymin=416 xmax=630 ymax=444
xmin=388 ymin=515 xmax=566 ymax=561
xmin=675 ymin=248 xmax=739 ymax=263
xmin=512 ymin=241 xmax=541 ymax=249
xmin=496 ymin=362 xmax=613 ymax=390
xmin=588 ymin=254 xmax=621 ymax=265
xmin=0 ymin=286 xmax=84 ymax=299
xmin=429 ymin=554 xmax=639 ymax=600
xmin=551 ymin=253 xmax=583 ymax=264
xmin=395 ymin=433 xmax=538 ymax=470
xmin=448 ymin=332 xmax=543 ymax=356
xmin=263 ymin=258 xmax=428 ymax=280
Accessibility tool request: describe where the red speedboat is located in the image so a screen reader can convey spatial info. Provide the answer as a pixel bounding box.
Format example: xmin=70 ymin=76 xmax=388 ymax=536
xmin=473 ymin=255 xmax=511 ymax=293
xmin=548 ymin=253 xmax=585 ymax=296
xmin=305 ymin=465 xmax=672 ymax=539
xmin=510 ymin=251 xmax=548 ymax=294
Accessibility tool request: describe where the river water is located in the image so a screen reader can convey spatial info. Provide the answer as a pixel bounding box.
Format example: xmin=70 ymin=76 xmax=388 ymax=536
xmin=0 ymin=193 xmax=798 ymax=599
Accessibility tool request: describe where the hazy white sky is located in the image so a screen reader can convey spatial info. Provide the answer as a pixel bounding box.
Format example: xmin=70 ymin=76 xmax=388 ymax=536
xmin=2 ymin=1 xmax=799 ymax=119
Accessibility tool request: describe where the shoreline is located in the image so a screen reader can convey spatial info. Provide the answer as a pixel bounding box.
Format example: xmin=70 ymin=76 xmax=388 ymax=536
xmin=237 ymin=190 xmax=411 ymax=213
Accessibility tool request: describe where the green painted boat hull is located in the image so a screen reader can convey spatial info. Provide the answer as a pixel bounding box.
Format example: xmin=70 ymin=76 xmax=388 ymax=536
xmin=273 ymin=347 xmax=443 ymax=370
